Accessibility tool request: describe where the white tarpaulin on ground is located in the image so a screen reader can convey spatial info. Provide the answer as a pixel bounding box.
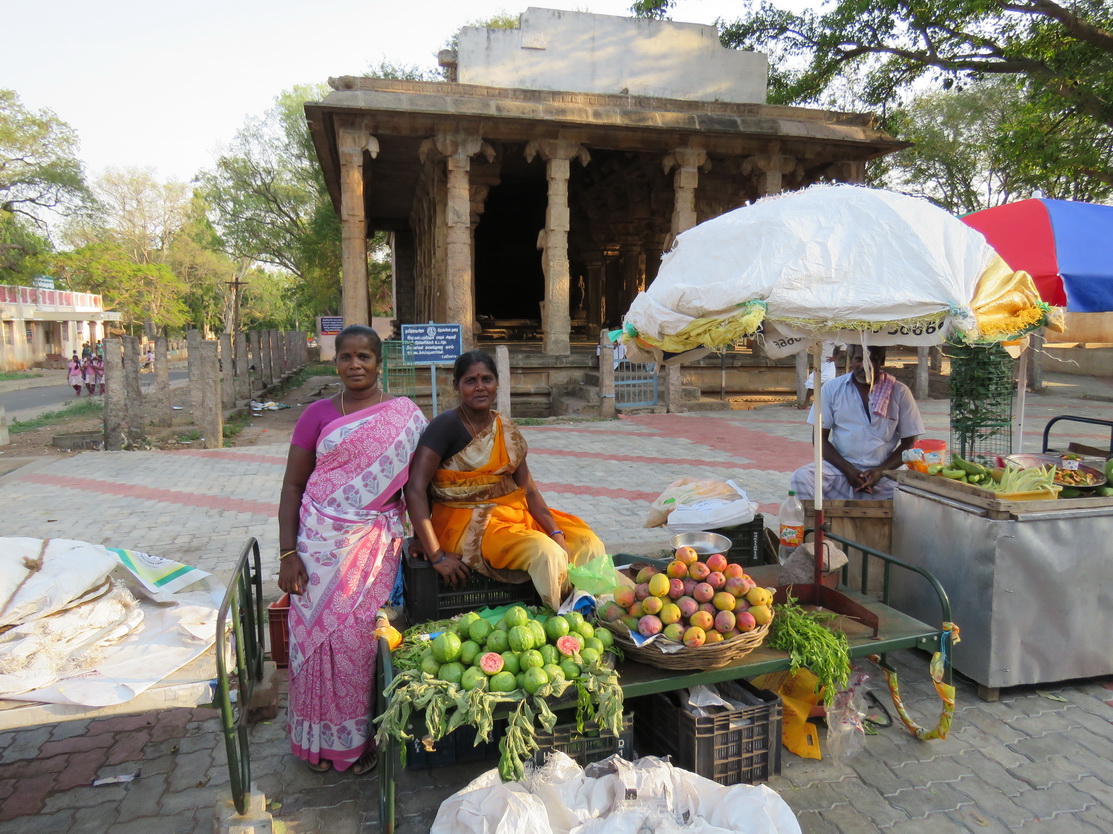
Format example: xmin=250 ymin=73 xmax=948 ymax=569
xmin=618 ymin=184 xmax=1055 ymax=362
xmin=432 ymin=753 xmax=801 ymax=834
xmin=0 ymin=538 xmax=220 ymax=706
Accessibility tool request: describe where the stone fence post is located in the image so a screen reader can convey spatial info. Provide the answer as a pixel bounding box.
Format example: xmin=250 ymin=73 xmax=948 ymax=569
xmin=664 ymin=363 xmax=683 ymax=413
xmin=153 ymin=336 xmax=171 ymax=427
xmin=250 ymin=331 xmax=263 ymax=394
xmin=795 ymin=351 xmax=808 ymax=407
xmin=598 ymin=330 xmax=615 ymax=420
xmin=193 ymin=338 xmax=222 ymax=449
xmin=103 ymin=338 xmax=126 ymax=450
xmin=0 ymin=406 xmax=9 ymax=446
xmin=495 ymin=345 xmax=511 ymax=417
xmin=122 ymin=335 xmax=143 ymax=442
xmin=235 ymin=332 xmax=250 ymax=402
xmin=259 ymin=330 xmax=273 ymax=388
xmin=916 ymin=346 xmax=930 ymax=400
xmin=220 ymin=334 xmax=236 ymax=410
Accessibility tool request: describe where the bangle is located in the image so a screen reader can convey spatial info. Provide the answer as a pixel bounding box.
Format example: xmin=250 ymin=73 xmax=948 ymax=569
xmin=432 ymin=553 xmax=447 ymax=566
xmin=280 ymin=549 xmax=298 ymax=560
xmin=548 ymin=530 xmax=565 ymax=538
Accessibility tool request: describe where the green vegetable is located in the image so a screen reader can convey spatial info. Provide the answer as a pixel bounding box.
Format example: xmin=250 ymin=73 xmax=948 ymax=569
xmin=951 ymin=454 xmax=990 ymax=479
xmin=927 ymin=463 xmax=945 ymax=475
xmin=767 ymin=595 xmax=851 ymax=706
xmin=940 ymin=468 xmax=966 ymax=479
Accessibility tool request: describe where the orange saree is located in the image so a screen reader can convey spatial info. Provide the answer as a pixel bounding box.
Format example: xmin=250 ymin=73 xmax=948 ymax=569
xmin=429 ymin=413 xmax=604 ymax=609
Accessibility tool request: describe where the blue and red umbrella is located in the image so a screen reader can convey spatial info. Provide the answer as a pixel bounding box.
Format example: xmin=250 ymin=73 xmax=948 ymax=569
xmin=962 ymin=198 xmax=1113 ymax=312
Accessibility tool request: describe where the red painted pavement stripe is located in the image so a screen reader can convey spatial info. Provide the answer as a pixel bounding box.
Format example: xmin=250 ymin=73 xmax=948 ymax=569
xmin=535 ymin=481 xmax=659 ymax=502
xmin=530 ymin=448 xmax=747 ymax=468
xmin=163 ymin=449 xmax=287 ymax=465
xmin=19 ymin=473 xmax=278 ymax=516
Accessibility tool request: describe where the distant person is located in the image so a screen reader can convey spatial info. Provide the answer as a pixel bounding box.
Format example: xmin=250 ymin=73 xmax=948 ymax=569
xmin=801 ymin=341 xmax=844 ymax=409
xmin=83 ymin=357 xmax=96 ymax=396
xmin=91 ymin=355 xmax=105 ymax=395
xmin=95 ymin=341 xmax=104 ymax=358
xmin=67 ymin=353 xmax=84 ymax=396
xmin=81 ymin=342 xmax=92 ymax=360
xmin=790 ymin=345 xmax=924 ymax=501
xmin=144 ymin=347 xmax=154 ymax=371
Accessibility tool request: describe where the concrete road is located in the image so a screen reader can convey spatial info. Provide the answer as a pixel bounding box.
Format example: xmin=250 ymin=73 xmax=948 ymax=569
xmin=0 ymin=371 xmax=190 ymax=422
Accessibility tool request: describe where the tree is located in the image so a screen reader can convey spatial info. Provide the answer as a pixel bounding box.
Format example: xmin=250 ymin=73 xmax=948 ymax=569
xmin=0 ymin=210 xmax=51 ymax=283
xmin=198 ymin=85 xmax=344 ymax=325
xmin=633 ymin=0 xmax=1113 ymax=192
xmin=880 ymin=77 xmax=1113 ymax=212
xmin=57 ymin=168 xmax=194 ymax=333
xmin=0 ymin=89 xmax=90 ymax=220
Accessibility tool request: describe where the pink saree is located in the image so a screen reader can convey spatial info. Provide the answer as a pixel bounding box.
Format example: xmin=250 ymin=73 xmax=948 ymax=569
xmin=287 ymin=397 xmax=427 ymax=771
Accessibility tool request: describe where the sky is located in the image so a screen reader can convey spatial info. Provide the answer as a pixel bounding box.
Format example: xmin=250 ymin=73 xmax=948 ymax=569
xmin=6 ymin=1 xmax=758 ymax=185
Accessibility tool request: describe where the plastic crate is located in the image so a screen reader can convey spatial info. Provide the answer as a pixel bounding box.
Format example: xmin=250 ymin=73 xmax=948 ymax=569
xmin=405 ymin=721 xmax=501 ymax=769
xmin=710 ymin=514 xmax=768 ymax=567
xmin=633 ymin=680 xmax=781 ymax=785
xmin=268 ymin=594 xmax=290 ymax=667
xmin=532 ymin=712 xmax=635 ymax=767
xmin=402 ymin=552 xmax=540 ymax=625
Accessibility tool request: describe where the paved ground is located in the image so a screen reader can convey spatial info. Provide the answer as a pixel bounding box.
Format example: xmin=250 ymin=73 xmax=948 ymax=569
xmin=0 ymin=372 xmax=1111 ymax=832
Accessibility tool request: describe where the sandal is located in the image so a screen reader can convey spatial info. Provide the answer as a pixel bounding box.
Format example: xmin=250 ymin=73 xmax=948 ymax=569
xmin=350 ymin=749 xmax=378 ymax=776
xmin=307 ymin=759 xmax=332 ymax=773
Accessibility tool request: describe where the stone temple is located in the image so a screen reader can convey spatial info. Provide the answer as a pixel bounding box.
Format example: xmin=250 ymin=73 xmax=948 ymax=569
xmin=306 ymin=8 xmax=901 ymax=414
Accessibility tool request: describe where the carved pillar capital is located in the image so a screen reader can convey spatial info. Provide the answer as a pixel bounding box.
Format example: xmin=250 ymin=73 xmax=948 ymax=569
xmin=661 ymin=147 xmax=710 ymax=175
xmin=337 ymin=119 xmax=379 ymax=163
xmin=419 ymin=132 xmax=495 ymax=165
xmin=524 ymin=139 xmax=591 ymax=166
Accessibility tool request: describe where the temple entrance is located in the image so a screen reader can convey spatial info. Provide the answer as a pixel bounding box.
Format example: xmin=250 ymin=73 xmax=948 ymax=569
xmin=474 ymin=166 xmax=546 ymax=339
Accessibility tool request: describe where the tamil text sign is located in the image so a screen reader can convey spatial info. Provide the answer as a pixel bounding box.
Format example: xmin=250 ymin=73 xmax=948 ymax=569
xmin=400 ymin=323 xmax=463 ymax=365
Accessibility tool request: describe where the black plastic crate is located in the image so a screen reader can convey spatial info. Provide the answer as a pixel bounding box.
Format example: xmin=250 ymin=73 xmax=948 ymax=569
xmin=402 ymin=552 xmax=540 ymax=625
xmin=404 ymin=720 xmax=501 ymax=770
xmin=633 ymin=680 xmax=781 ymax=785
xmin=710 ymin=514 xmax=768 ymax=567
xmin=532 ymin=712 xmax=635 ymax=767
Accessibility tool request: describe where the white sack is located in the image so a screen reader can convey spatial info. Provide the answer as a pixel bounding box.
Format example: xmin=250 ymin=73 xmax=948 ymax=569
xmin=0 ymin=538 xmax=119 ymax=627
xmin=431 ymin=753 xmax=801 ymax=834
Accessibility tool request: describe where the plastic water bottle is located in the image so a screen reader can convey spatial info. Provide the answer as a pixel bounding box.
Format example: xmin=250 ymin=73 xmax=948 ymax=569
xmin=778 ymin=490 xmax=805 ymax=565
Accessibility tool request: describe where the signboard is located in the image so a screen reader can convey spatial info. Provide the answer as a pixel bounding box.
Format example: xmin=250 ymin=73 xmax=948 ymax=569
xmin=319 ymin=316 xmax=344 ymax=335
xmin=400 ymin=323 xmax=463 ymax=365
xmin=32 ymin=275 xmax=55 ymax=290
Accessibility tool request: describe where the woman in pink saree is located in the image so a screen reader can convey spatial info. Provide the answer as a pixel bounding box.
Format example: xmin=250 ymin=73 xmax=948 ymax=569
xmin=277 ymin=325 xmax=426 ymax=774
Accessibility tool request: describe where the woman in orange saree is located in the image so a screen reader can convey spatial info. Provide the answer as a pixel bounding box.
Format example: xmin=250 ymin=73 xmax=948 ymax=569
xmin=405 ymin=351 xmax=605 ymax=610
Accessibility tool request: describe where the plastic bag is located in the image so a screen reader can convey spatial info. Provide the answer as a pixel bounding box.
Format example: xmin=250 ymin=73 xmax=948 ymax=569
xmin=824 ymin=669 xmax=871 ymax=766
xmin=645 ymin=478 xmax=741 ymax=528
xmin=567 ymin=554 xmax=621 ymax=595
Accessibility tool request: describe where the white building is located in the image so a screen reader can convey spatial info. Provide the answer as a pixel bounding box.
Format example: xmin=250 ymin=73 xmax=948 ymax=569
xmin=0 ymin=284 xmax=122 ymax=371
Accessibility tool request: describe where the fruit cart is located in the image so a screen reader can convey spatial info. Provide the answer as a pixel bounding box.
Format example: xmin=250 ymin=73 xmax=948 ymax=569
xmin=889 ymin=419 xmax=1113 ymax=701
xmin=375 ymin=533 xmax=955 ymax=833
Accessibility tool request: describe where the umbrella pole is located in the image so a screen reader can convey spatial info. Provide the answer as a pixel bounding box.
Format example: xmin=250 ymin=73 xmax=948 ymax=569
xmin=1014 ymin=346 xmax=1029 ymax=455
xmin=812 ymin=341 xmax=824 ymax=587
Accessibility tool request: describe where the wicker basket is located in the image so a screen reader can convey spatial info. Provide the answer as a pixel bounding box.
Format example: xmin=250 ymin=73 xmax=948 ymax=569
xmin=599 ymin=616 xmax=771 ymax=671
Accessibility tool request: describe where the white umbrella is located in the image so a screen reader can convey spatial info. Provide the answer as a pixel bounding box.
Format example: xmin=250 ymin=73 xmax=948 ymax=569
xmin=617 ymin=184 xmax=1058 ymax=589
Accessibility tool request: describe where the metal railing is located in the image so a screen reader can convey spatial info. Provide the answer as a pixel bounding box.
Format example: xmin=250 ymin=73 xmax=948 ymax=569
xmin=614 ymin=360 xmax=658 ymax=408
xmin=213 ymin=538 xmax=266 ymax=815
xmin=381 ymin=340 xmax=417 ymax=397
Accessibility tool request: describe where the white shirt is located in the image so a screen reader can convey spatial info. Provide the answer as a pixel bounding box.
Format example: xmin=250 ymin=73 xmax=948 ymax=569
xmin=807 ymin=373 xmax=924 ymax=469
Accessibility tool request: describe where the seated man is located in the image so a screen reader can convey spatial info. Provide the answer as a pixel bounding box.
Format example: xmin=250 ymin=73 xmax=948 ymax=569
xmin=790 ymin=345 xmax=924 ymax=501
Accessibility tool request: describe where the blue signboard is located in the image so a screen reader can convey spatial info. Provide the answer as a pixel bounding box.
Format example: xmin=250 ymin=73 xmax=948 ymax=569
xmin=400 ymin=323 xmax=463 ymax=365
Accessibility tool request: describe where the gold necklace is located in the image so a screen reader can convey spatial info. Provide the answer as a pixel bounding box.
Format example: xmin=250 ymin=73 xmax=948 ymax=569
xmin=459 ymin=406 xmax=491 ymax=437
xmin=340 ymin=388 xmax=382 ymax=416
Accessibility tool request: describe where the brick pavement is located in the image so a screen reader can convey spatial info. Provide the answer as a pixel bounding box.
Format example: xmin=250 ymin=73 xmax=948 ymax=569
xmin=0 ymin=379 xmax=1111 ymax=832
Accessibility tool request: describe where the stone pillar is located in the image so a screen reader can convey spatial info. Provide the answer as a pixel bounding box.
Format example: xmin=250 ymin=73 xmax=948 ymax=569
xmin=598 ymin=331 xmax=615 ymax=420
xmin=220 ymin=333 xmax=235 ymax=410
xmin=197 ymin=340 xmax=222 ymax=450
xmin=419 ymin=133 xmax=494 ymax=348
xmin=915 ymin=346 xmax=931 ymax=400
xmin=187 ymin=329 xmax=205 ymax=432
xmin=250 ymin=331 xmax=264 ymax=394
xmin=0 ymin=407 xmax=9 ymax=446
xmin=339 ymin=121 xmax=378 ymax=327
xmin=526 ymin=139 xmax=589 ymax=356
xmin=748 ymin=153 xmax=798 ymax=197
xmin=664 ymin=364 xmax=684 ymax=414
xmin=235 ymin=332 xmax=250 ymax=402
xmin=796 ymin=351 xmax=809 ymax=406
xmin=122 ymin=335 xmax=143 ymax=442
xmin=269 ymin=330 xmax=281 ymax=382
xmin=153 ymin=336 xmax=171 ymax=427
xmin=103 ymin=338 xmax=127 ymax=450
xmin=663 ymin=148 xmax=708 ymax=241
xmin=259 ymin=330 xmax=273 ymax=387
xmin=495 ymin=345 xmax=511 ymax=418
